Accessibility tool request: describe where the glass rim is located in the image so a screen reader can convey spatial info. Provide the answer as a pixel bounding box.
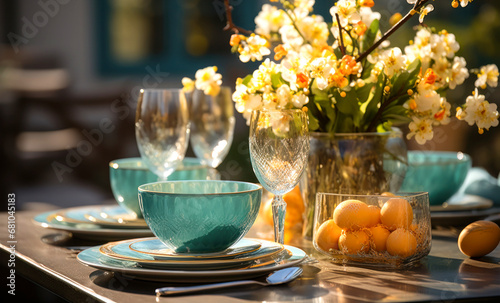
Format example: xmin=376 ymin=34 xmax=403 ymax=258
xmin=140 ymin=88 xmax=184 ymax=92
xmin=315 ymin=191 xmax=429 ymax=199
xmin=408 ymin=150 xmax=471 ymax=159
xmin=252 ymin=108 xmax=307 ymax=113
xmin=138 ymin=180 xmax=263 ymax=195
xmin=310 ymin=128 xmax=402 ymax=138
xmin=109 ymin=157 xmax=210 ymax=171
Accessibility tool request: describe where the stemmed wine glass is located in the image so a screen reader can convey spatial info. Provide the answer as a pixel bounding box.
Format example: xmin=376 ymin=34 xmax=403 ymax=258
xmin=135 ymin=89 xmax=190 ymax=179
xmin=249 ymin=109 xmax=309 ymax=244
xmin=188 ymin=86 xmax=235 ymax=169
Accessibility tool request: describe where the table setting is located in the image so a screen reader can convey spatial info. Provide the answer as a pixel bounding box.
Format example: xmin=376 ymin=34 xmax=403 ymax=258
xmin=16 ymin=0 xmax=500 ymax=301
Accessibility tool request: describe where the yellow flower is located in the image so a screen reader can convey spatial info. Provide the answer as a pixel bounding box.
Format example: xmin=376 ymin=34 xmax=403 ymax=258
xmin=181 ymin=77 xmax=194 ymax=93
xmin=193 ymin=66 xmax=222 ymax=96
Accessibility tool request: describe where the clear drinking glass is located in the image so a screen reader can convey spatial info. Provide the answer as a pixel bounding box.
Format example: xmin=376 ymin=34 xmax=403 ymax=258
xmin=135 ymin=89 xmax=190 ymax=179
xmin=188 ymin=86 xmax=235 ymax=168
xmin=249 ymin=109 xmax=310 ymax=244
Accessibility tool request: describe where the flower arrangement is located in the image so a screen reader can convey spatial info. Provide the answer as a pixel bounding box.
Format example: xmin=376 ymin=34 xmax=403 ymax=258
xmin=224 ymin=0 xmax=499 ymax=144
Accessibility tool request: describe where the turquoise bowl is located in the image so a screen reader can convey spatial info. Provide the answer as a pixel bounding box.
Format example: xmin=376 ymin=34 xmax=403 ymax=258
xmin=138 ymin=180 xmax=262 ymax=253
xmin=400 ymin=151 xmax=471 ymax=205
xmin=109 ymin=157 xmax=215 ymax=218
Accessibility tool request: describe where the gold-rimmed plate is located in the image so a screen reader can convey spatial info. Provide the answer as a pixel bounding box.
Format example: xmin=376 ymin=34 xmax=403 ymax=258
xmin=53 ymin=205 xmax=147 ymax=229
xmin=129 ymin=237 xmax=269 ymax=260
xmin=77 ymin=244 xmax=307 ymax=282
xmin=84 ymin=207 xmax=147 ymax=228
xmin=99 ymin=238 xmax=285 ymax=270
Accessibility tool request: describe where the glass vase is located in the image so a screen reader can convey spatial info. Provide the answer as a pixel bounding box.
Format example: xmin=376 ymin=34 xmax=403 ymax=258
xmin=301 ymin=130 xmax=408 ymax=239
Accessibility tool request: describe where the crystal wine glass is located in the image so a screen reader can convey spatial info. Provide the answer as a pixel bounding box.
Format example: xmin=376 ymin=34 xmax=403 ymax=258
xmin=135 ymin=89 xmax=190 ymax=179
xmin=249 ymin=109 xmax=309 ymax=244
xmin=188 ymin=86 xmax=235 ymax=168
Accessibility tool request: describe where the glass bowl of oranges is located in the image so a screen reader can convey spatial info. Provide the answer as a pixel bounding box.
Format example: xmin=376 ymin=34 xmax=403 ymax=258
xmin=313 ymin=192 xmax=431 ymax=268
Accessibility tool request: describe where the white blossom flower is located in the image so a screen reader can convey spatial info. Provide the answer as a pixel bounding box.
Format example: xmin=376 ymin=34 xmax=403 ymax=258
xmin=181 ymin=77 xmax=194 ymax=93
xmin=233 ymin=84 xmax=263 ymax=124
xmin=293 ymin=0 xmax=315 ymax=12
xmin=239 ymin=35 xmax=271 ymax=63
xmin=441 ymin=32 xmax=460 ymax=58
xmin=460 ymin=89 xmax=499 ymax=132
xmin=298 ymin=15 xmax=329 ymax=47
xmin=280 ymin=53 xmax=309 ymax=91
xmin=381 ymin=47 xmax=407 ymax=78
xmin=292 ymin=92 xmax=309 ymax=108
xmin=255 ymin=4 xmax=286 ymax=39
xmin=330 ymin=0 xmax=360 ymax=27
xmin=460 ymin=0 xmax=472 ymax=7
xmin=412 ymin=89 xmax=443 ymax=114
xmin=448 ymin=56 xmax=469 ymax=89
xmin=475 ymin=64 xmax=499 ymax=88
xmin=419 ymin=4 xmax=434 ymax=23
xmin=407 ymin=117 xmax=434 ymax=144
xmin=276 ymin=84 xmax=292 ymax=107
xmin=194 ymin=66 xmax=222 ymax=96
xmin=279 ymin=24 xmax=304 ymax=49
xmin=359 ymin=6 xmax=381 ymax=27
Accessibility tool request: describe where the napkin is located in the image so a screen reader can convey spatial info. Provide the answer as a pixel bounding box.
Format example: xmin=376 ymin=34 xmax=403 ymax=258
xmin=449 ymin=167 xmax=500 ymax=206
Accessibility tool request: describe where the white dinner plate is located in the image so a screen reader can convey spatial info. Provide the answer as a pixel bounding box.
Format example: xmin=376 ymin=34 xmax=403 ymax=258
xmin=77 ymin=244 xmax=307 ymax=282
xmin=430 ymin=195 xmax=493 ymax=212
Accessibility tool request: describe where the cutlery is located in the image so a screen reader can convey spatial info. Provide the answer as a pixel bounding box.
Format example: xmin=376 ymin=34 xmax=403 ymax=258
xmin=155 ymin=266 xmax=303 ymax=296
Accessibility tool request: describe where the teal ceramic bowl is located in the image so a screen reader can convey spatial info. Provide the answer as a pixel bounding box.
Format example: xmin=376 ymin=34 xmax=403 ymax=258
xmin=109 ymin=157 xmax=215 ymax=218
xmin=138 ymin=180 xmax=262 ymax=253
xmin=400 ymin=151 xmax=471 ymax=205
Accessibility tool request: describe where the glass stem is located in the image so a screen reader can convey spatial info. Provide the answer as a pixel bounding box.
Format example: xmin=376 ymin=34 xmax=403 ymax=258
xmin=272 ymin=195 xmax=287 ymax=244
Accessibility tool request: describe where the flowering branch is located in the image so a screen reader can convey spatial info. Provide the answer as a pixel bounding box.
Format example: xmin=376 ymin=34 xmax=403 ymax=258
xmin=223 ymin=0 xmax=252 ymax=35
xmin=356 ymin=0 xmax=431 ymax=63
xmin=282 ymin=8 xmax=309 ymax=43
xmin=335 ymin=13 xmax=346 ymax=56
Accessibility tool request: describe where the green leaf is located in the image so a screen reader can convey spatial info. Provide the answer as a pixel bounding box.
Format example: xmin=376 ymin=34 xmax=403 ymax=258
xmin=361 ymin=19 xmax=379 ymax=53
xmin=335 ymin=115 xmax=354 ymax=133
xmin=356 ymin=83 xmax=375 ymax=112
xmin=382 ymin=104 xmax=408 ymax=117
xmin=391 ymin=59 xmax=421 ymax=98
xmin=335 ymin=90 xmax=358 ymax=115
xmin=361 ymin=73 xmax=385 ymax=130
xmin=271 ymin=72 xmax=286 ymax=88
xmin=307 ymin=110 xmax=320 ymax=131
xmin=241 ymin=74 xmax=252 ymax=86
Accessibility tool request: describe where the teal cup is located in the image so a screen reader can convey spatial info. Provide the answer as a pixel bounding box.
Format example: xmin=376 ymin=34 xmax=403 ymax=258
xmin=109 ymin=157 xmax=216 ymax=218
xmin=400 ymin=151 xmax=471 ymax=205
xmin=138 ymin=180 xmax=262 ymax=253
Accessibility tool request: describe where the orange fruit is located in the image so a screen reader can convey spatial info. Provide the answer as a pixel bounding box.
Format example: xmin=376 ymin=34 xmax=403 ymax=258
xmin=386 ymin=228 xmax=417 ymax=257
xmin=366 ymin=205 xmax=381 ymax=227
xmin=339 ymin=229 xmax=370 ymax=254
xmin=369 ymin=225 xmax=390 ymax=252
xmin=315 ymin=219 xmax=342 ymax=251
xmin=333 ymin=200 xmax=371 ymax=230
xmin=380 ymin=198 xmax=413 ymax=230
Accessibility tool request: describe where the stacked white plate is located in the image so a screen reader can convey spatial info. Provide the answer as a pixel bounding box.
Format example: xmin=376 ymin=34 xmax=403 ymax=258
xmin=32 ymin=205 xmax=153 ymax=240
xmin=77 ymin=237 xmax=307 ymax=282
